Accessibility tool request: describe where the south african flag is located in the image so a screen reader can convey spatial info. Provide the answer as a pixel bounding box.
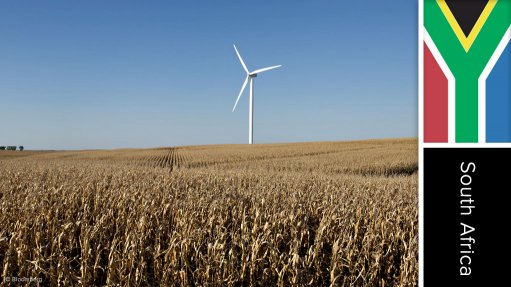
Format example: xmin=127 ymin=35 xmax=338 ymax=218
xmin=424 ymin=0 xmax=511 ymax=143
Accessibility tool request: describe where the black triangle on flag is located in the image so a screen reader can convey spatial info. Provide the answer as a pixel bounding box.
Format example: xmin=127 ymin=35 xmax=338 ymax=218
xmin=444 ymin=0 xmax=490 ymax=37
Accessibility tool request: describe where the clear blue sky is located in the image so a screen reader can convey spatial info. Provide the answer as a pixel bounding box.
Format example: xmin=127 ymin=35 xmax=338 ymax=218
xmin=0 ymin=1 xmax=417 ymax=150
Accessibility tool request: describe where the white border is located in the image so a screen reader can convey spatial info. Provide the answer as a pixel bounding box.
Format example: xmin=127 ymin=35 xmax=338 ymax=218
xmin=418 ymin=1 xmax=424 ymax=286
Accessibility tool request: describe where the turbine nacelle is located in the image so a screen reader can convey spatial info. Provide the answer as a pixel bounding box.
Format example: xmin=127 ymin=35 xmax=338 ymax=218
xmin=249 ymin=74 xmax=257 ymax=78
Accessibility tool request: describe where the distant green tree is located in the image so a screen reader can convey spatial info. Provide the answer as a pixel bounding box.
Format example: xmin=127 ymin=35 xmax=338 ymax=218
xmin=0 ymin=146 xmax=5 ymax=150
xmin=19 ymin=146 xmax=24 ymax=151
xmin=6 ymin=146 xmax=17 ymax=151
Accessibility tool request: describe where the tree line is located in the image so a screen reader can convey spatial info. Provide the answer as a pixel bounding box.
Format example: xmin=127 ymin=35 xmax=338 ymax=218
xmin=0 ymin=146 xmax=24 ymax=151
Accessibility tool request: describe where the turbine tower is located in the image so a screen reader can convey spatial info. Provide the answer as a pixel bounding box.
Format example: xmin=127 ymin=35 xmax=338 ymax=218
xmin=232 ymin=44 xmax=281 ymax=144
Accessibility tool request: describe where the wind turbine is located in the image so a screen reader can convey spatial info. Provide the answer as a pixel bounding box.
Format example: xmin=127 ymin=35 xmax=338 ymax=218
xmin=232 ymin=44 xmax=281 ymax=144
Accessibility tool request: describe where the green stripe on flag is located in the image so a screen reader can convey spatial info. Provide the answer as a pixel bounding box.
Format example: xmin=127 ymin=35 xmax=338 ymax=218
xmin=456 ymin=78 xmax=478 ymax=142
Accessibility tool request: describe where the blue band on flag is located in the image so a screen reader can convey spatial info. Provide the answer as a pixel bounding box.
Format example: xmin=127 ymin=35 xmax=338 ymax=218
xmin=487 ymin=42 xmax=511 ymax=142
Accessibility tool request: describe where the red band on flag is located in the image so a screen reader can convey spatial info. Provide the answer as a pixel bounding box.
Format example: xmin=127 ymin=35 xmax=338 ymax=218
xmin=424 ymin=42 xmax=448 ymax=143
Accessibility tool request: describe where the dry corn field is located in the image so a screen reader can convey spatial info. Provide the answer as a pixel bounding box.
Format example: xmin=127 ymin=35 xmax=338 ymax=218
xmin=0 ymin=138 xmax=418 ymax=286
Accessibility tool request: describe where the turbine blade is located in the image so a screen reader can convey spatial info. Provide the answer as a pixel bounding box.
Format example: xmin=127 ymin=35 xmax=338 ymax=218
xmin=250 ymin=65 xmax=282 ymax=75
xmin=233 ymin=44 xmax=249 ymax=73
xmin=233 ymin=76 xmax=249 ymax=112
